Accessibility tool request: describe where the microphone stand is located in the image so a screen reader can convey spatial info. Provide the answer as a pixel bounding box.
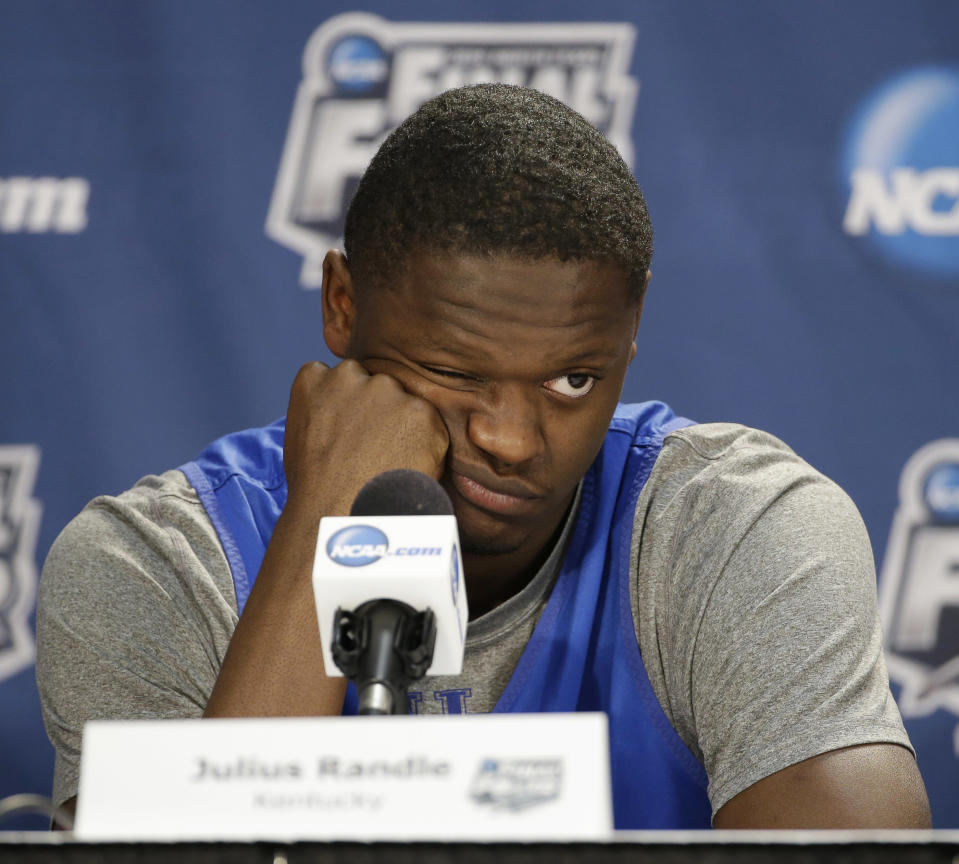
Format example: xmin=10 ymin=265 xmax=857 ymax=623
xmin=331 ymin=600 xmax=437 ymax=715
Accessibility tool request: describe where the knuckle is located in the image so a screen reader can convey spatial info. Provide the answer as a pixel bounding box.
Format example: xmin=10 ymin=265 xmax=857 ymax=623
xmin=293 ymin=361 xmax=326 ymax=391
xmin=338 ymin=358 xmax=367 ymax=379
xmin=408 ymin=394 xmax=437 ymax=420
xmin=368 ymin=372 xmax=403 ymax=397
xmin=303 ymin=360 xmax=328 ymax=378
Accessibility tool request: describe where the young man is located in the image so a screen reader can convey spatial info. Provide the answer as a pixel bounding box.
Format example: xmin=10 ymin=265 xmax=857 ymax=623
xmin=37 ymin=84 xmax=930 ymax=829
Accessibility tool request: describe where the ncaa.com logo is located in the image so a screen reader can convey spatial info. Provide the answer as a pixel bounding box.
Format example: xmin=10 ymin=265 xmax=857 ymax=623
xmin=326 ymin=524 xmax=442 ymax=567
xmin=841 ymin=66 xmax=959 ymax=277
xmin=267 ymin=12 xmax=638 ymax=287
xmin=0 ymin=177 xmax=89 ymax=233
xmin=879 ymin=439 xmax=959 ymax=747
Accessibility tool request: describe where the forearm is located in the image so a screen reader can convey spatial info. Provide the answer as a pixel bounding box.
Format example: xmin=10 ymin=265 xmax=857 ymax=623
xmin=204 ymin=360 xmax=449 ymax=717
xmin=204 ymin=505 xmax=347 ymax=717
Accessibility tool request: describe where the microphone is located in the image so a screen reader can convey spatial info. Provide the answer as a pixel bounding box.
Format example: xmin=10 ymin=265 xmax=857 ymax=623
xmin=312 ymin=470 xmax=468 ymax=715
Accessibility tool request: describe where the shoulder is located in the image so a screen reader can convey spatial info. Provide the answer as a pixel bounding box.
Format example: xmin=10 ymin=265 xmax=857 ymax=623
xmin=648 ymin=421 xmax=818 ymax=504
xmin=636 ymin=421 xmax=861 ymax=558
xmin=630 ymin=422 xmax=909 ymax=813
xmin=631 ymin=421 xmax=840 ymax=712
xmin=633 ymin=420 xmax=871 ymax=682
xmin=37 ymin=469 xmax=238 ymax=807
xmin=638 ymin=422 xmax=869 ymax=597
xmin=38 ymin=467 xmax=238 ymax=661
xmin=41 ymin=469 xmax=233 ymax=610
xmin=632 ymin=421 xmax=850 ymax=584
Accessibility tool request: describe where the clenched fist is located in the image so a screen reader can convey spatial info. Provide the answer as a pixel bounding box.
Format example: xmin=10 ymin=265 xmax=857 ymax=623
xmin=283 ymin=360 xmax=450 ymax=521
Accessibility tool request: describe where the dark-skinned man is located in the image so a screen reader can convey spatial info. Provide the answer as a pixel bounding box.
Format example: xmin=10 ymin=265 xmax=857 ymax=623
xmin=37 ymin=84 xmax=931 ymax=830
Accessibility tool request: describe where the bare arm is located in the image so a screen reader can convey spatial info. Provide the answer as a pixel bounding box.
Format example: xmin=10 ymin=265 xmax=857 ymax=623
xmin=714 ymin=742 xmax=931 ymax=829
xmin=201 ymin=501 xmax=347 ymax=717
xmin=203 ymin=359 xmax=448 ymax=718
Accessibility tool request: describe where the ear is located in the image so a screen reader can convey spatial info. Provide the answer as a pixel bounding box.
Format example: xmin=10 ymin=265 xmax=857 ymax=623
xmin=628 ymin=270 xmax=651 ymax=362
xmin=321 ymin=250 xmax=355 ymax=358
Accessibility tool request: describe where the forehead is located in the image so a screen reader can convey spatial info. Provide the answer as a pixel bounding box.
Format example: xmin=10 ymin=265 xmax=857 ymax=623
xmin=350 ymin=250 xmax=635 ymax=374
xmin=362 ymin=250 xmax=632 ymax=328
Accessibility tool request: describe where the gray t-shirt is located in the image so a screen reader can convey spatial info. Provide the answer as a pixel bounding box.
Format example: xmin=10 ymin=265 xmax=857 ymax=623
xmin=36 ymin=422 xmax=912 ymax=816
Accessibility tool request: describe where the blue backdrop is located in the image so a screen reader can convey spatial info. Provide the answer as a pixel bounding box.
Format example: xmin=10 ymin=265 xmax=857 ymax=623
xmin=2 ymin=0 xmax=958 ymax=829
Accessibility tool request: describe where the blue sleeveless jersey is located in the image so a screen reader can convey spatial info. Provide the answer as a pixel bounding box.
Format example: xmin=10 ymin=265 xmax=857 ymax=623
xmin=180 ymin=402 xmax=713 ymax=829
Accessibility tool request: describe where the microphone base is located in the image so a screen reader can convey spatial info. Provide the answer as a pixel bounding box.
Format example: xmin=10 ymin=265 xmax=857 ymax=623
xmin=331 ymin=600 xmax=438 ymax=716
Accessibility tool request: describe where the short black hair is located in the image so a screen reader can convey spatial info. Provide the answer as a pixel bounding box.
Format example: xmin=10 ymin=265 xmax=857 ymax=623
xmin=344 ymin=83 xmax=652 ymax=303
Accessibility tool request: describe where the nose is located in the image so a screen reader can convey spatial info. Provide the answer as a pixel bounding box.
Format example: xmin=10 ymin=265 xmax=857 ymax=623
xmin=466 ymin=386 xmax=545 ymax=469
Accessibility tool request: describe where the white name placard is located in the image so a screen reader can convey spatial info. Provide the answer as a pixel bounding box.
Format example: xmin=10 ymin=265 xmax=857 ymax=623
xmin=75 ymin=713 xmax=612 ymax=842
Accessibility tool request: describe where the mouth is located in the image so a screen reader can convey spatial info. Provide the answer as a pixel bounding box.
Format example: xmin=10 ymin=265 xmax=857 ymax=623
xmin=448 ymin=470 xmax=543 ymax=517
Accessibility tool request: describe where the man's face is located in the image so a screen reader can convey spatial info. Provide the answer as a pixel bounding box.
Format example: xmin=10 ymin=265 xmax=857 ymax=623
xmin=328 ymin=249 xmax=641 ymax=577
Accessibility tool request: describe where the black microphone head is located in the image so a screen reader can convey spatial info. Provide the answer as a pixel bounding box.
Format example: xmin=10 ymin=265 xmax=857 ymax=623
xmin=350 ymin=469 xmax=454 ymax=517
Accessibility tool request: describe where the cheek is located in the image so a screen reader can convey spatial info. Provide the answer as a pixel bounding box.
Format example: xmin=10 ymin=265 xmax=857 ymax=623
xmin=550 ymin=394 xmax=624 ymax=476
xmin=552 ymin=417 xmax=609 ymax=475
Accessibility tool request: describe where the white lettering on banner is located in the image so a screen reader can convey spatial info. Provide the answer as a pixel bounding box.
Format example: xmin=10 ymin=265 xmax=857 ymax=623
xmin=0 ymin=177 xmax=89 ymax=233
xmin=894 ymin=527 xmax=959 ymax=652
xmin=0 ymin=445 xmax=42 ymax=681
xmin=879 ymin=439 xmax=959 ymax=739
xmin=267 ymin=13 xmax=638 ymax=287
xmin=844 ymin=167 xmax=959 ymax=236
xmin=297 ymin=102 xmax=386 ymax=223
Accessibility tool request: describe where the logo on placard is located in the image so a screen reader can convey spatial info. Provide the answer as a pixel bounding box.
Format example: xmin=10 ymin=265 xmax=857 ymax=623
xmin=267 ymin=12 xmax=639 ymax=287
xmin=879 ymin=439 xmax=959 ymax=744
xmin=0 ymin=177 xmax=89 ymax=233
xmin=841 ymin=66 xmax=959 ymax=276
xmin=0 ymin=446 xmax=42 ymax=680
xmin=468 ymin=758 xmax=563 ymax=811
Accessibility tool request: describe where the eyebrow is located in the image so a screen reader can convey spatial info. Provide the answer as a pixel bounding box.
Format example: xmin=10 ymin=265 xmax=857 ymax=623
xmin=556 ymin=346 xmax=622 ymax=366
xmin=414 ymin=338 xmax=621 ymax=371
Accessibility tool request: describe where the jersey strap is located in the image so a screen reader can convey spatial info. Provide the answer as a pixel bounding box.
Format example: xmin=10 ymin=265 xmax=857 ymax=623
xmin=179 ymin=417 xmax=287 ymax=613
xmin=493 ymin=402 xmax=711 ymax=828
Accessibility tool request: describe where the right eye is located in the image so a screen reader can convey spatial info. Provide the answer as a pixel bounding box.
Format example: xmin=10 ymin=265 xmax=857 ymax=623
xmin=421 ymin=365 xmax=476 ymax=382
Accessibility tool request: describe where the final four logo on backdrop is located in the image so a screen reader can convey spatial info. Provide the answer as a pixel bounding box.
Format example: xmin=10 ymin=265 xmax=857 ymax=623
xmin=879 ymin=439 xmax=959 ymax=749
xmin=0 ymin=445 xmax=42 ymax=681
xmin=841 ymin=66 xmax=959 ymax=277
xmin=267 ymin=12 xmax=638 ymax=288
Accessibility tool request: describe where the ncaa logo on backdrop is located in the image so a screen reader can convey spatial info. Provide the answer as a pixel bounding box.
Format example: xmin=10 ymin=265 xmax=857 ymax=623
xmin=267 ymin=12 xmax=638 ymax=287
xmin=0 ymin=446 xmax=42 ymax=680
xmin=879 ymin=439 xmax=959 ymax=741
xmin=841 ymin=66 xmax=959 ymax=276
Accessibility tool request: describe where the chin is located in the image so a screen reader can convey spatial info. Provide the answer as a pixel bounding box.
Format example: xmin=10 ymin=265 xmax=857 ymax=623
xmin=456 ymin=521 xmax=527 ymax=558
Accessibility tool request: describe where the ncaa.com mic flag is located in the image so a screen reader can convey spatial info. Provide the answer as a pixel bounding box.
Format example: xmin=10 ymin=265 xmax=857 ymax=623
xmin=313 ymin=514 xmax=468 ymax=676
